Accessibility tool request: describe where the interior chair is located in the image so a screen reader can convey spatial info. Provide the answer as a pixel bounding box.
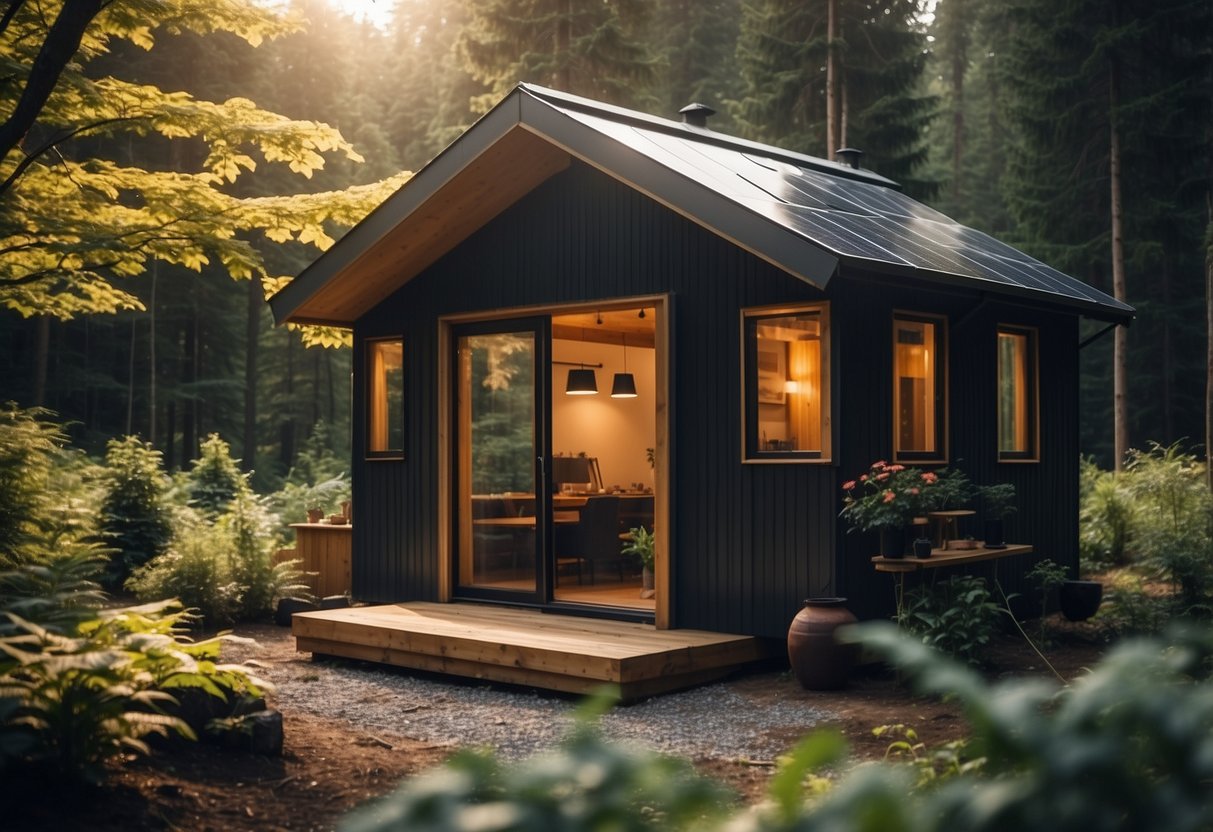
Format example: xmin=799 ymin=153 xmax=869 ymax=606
xmin=558 ymin=496 xmax=623 ymax=585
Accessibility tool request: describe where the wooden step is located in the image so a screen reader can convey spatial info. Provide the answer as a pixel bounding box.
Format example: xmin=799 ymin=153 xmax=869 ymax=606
xmin=291 ymin=602 xmax=777 ymax=700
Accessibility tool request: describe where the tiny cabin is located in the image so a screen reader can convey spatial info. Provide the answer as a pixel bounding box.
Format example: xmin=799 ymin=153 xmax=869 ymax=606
xmin=270 ymin=84 xmax=1132 ymax=660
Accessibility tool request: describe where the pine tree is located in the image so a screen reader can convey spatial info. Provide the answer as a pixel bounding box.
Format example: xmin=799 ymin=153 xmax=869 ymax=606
xmin=457 ymin=0 xmax=656 ymax=111
xmin=732 ymin=0 xmax=935 ymax=192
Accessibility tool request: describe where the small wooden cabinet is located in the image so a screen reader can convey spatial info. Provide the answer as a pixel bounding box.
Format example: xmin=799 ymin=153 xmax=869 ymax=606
xmin=287 ymin=523 xmax=352 ymax=598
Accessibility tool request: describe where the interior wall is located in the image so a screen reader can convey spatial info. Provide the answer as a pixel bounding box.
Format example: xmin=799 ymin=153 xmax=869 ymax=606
xmin=551 ymin=337 xmax=655 ymax=490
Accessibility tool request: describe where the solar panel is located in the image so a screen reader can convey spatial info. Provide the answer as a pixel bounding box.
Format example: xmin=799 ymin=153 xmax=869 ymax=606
xmin=554 ymin=101 xmax=1130 ymax=318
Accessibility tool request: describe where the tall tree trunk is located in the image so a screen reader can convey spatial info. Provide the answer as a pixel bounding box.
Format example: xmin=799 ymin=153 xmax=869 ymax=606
xmin=951 ymin=18 xmax=965 ymax=203
xmin=165 ymin=399 xmax=176 ymax=472
xmin=825 ymin=0 xmax=837 ymax=159
xmin=32 ymin=316 xmax=48 ymax=406
xmin=148 ymin=264 xmax=156 ymax=444
xmin=556 ymin=0 xmax=572 ymax=91
xmin=1206 ymin=197 xmax=1213 ymax=491
xmin=182 ymin=312 xmax=198 ymax=463
xmin=1109 ymin=59 xmax=1128 ymax=469
xmin=125 ymin=317 xmax=135 ymax=435
xmin=243 ymin=276 xmax=260 ymax=473
xmin=280 ymin=332 xmax=297 ymax=472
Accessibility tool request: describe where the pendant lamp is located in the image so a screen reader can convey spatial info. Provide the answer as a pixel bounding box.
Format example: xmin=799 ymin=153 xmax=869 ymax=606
xmin=611 ymin=334 xmax=638 ymax=398
xmin=566 ymin=366 xmax=598 ymax=395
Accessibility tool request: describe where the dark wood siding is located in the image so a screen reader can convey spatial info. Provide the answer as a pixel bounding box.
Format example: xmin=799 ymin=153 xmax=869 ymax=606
xmin=833 ymin=273 xmax=1080 ymax=619
xmin=352 ymin=160 xmax=1081 ymax=636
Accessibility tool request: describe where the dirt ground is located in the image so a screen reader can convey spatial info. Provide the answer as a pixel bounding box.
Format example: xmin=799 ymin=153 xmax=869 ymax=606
xmin=4 ymin=618 xmax=1106 ymax=832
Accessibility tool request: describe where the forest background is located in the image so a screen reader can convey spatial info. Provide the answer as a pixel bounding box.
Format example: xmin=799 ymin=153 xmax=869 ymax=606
xmin=2 ymin=0 xmax=1210 ymax=488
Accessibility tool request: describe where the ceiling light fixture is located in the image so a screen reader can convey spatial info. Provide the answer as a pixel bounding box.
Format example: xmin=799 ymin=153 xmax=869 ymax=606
xmin=611 ymin=333 xmax=638 ymax=398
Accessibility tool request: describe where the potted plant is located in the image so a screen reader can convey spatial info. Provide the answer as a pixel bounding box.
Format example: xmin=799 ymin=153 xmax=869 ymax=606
xmin=841 ymin=461 xmax=939 ymax=558
xmin=622 ymin=526 xmax=655 ymax=598
xmin=979 ymin=483 xmax=1016 ymax=549
xmin=1059 ymin=579 xmax=1103 ymax=621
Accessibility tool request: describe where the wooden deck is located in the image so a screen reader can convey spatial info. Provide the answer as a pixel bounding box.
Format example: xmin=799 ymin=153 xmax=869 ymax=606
xmin=291 ymin=602 xmax=778 ymax=700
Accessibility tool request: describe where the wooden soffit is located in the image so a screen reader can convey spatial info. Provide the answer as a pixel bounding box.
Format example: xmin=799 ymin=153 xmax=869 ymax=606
xmin=272 ymin=121 xmax=570 ymax=326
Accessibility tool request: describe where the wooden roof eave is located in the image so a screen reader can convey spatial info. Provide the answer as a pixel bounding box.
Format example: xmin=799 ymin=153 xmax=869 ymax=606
xmin=269 ymin=88 xmax=843 ymax=326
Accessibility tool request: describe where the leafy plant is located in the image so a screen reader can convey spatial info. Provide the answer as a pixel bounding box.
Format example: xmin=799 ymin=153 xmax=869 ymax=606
xmin=1025 ymin=558 xmax=1068 ymax=643
xmin=841 ymin=461 xmax=943 ymax=532
xmin=873 ymin=723 xmax=980 ymax=787
xmin=1101 ymin=572 xmax=1169 ymax=634
xmin=0 ymin=600 xmax=267 ymax=783
xmin=897 ymin=576 xmax=1003 ymax=665
xmin=96 ymin=436 xmax=174 ymax=589
xmin=978 ymin=483 xmax=1016 ymax=519
xmin=925 ymin=466 xmax=973 ymax=512
xmin=187 ymin=434 xmax=250 ymax=519
xmin=1078 ymin=458 xmax=1134 ymax=568
xmin=128 ymin=497 xmax=310 ymax=627
xmin=0 ymin=405 xmax=70 ymax=567
xmin=0 ymin=549 xmax=109 ymax=636
xmin=342 ymin=696 xmax=732 ymax=832
xmin=621 ymin=526 xmax=655 ymax=571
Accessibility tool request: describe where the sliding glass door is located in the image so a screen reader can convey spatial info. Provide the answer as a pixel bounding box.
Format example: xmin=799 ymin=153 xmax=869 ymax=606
xmin=452 ymin=318 xmax=550 ymax=603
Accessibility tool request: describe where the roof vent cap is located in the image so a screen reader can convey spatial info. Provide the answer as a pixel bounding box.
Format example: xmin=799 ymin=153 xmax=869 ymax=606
xmin=835 ymin=147 xmax=863 ymax=169
xmin=679 ymin=102 xmax=716 ymax=128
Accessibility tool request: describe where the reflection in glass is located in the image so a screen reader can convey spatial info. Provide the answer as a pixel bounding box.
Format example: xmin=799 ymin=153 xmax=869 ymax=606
xmin=998 ymin=328 xmax=1035 ymax=457
xmin=894 ymin=319 xmax=938 ymax=455
xmin=368 ymin=340 xmax=403 ymax=454
xmin=747 ymin=308 xmax=828 ymax=458
xmin=457 ymin=332 xmax=537 ymax=592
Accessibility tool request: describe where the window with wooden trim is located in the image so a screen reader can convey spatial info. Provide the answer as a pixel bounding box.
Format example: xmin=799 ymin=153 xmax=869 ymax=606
xmin=742 ymin=305 xmax=830 ymax=462
xmin=893 ymin=315 xmax=946 ymax=462
xmin=367 ymin=339 xmax=404 ymax=457
xmin=997 ymin=326 xmax=1038 ymax=461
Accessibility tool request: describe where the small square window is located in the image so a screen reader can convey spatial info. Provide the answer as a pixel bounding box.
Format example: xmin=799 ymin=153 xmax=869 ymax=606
xmin=893 ymin=314 xmax=947 ymax=462
xmin=997 ymin=326 xmax=1038 ymax=461
xmin=367 ymin=339 xmax=404 ymax=457
xmin=742 ymin=305 xmax=830 ymax=462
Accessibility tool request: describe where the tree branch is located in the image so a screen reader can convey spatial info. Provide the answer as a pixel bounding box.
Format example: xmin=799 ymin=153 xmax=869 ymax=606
xmin=0 ymin=116 xmax=140 ymax=198
xmin=0 ymin=0 xmax=106 ymax=165
xmin=0 ymin=0 xmax=28 ymax=38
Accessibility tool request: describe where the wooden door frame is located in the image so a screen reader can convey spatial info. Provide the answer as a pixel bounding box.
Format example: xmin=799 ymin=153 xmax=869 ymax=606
xmin=437 ymin=294 xmax=672 ymax=628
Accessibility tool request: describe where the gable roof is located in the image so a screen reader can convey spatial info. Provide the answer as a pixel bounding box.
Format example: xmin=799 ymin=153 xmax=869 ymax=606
xmin=269 ymin=84 xmax=1134 ymax=327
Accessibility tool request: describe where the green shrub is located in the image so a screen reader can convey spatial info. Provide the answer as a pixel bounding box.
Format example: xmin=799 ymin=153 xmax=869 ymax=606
xmin=897 ymin=576 xmax=1003 ymax=665
xmin=1078 ymin=459 xmax=1135 ymax=569
xmin=345 ymin=624 xmax=1213 ymax=832
xmin=128 ymin=498 xmax=309 ymax=627
xmin=0 ymin=405 xmax=71 ymax=567
xmin=342 ymin=700 xmax=732 ymax=832
xmin=265 ymin=472 xmax=350 ymax=539
xmin=187 ymin=434 xmax=249 ymax=519
xmin=97 ymin=436 xmax=174 ymax=589
xmin=0 ymin=548 xmax=108 ymax=636
xmin=0 ymin=600 xmax=267 ymax=783
xmin=1101 ymin=572 xmax=1169 ymax=634
xmin=1025 ymin=557 xmax=1068 ymax=643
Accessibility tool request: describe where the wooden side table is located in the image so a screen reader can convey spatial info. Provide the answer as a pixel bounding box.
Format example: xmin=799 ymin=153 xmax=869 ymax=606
xmin=928 ymin=510 xmax=977 ymax=549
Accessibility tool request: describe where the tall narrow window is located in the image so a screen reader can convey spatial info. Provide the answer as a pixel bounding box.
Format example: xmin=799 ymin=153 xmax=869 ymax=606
xmin=367 ymin=339 xmax=404 ymax=457
xmin=893 ymin=315 xmax=946 ymax=462
xmin=742 ymin=305 xmax=831 ymax=462
xmin=997 ymin=326 xmax=1038 ymax=460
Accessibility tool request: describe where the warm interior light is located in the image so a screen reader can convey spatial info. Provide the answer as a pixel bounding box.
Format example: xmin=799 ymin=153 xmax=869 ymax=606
xmin=784 ymin=380 xmax=800 ymax=394
xmin=566 ymin=367 xmax=598 ymax=395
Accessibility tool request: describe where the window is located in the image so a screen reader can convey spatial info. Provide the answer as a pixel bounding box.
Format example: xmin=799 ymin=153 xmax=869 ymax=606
xmin=997 ymin=326 xmax=1038 ymax=461
xmin=893 ymin=315 xmax=946 ymax=462
xmin=367 ymin=339 xmax=404 ymax=457
xmin=742 ymin=305 xmax=830 ymax=461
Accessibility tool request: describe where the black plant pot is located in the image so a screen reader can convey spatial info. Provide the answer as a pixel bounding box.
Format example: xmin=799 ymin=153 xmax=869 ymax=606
xmin=879 ymin=527 xmax=906 ymax=559
xmin=1059 ymin=580 xmax=1103 ymax=622
xmin=913 ymin=537 xmax=933 ymax=559
xmin=983 ymin=518 xmax=1006 ymax=549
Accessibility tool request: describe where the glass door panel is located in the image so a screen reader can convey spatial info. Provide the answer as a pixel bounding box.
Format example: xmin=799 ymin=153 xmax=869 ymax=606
xmin=454 ymin=322 xmax=548 ymax=600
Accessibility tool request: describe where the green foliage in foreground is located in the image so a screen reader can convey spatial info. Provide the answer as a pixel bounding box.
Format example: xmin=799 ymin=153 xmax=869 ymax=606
xmin=897 ymin=576 xmax=1003 ymax=666
xmin=0 ymin=594 xmax=267 ymax=783
xmin=345 ymin=622 xmax=1213 ymax=832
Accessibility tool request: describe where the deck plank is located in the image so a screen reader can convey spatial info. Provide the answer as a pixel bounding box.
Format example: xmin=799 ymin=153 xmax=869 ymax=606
xmin=291 ymin=602 xmax=774 ymax=699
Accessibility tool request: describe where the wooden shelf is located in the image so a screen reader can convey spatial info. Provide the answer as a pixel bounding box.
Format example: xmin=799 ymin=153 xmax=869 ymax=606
xmin=871 ymin=543 xmax=1033 ymax=573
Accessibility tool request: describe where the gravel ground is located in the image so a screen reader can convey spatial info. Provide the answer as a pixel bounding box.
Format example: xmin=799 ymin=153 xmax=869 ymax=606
xmin=227 ymin=627 xmax=835 ymax=762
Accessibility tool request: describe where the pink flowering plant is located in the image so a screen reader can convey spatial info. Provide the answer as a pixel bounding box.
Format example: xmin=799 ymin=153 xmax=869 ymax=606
xmin=840 ymin=461 xmax=942 ymax=532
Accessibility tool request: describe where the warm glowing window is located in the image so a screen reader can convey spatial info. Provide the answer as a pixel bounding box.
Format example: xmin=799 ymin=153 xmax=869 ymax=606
xmin=893 ymin=315 xmax=946 ymax=461
xmin=743 ymin=305 xmax=830 ymax=461
xmin=998 ymin=326 xmax=1038 ymax=460
xmin=367 ymin=339 xmax=404 ymax=456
